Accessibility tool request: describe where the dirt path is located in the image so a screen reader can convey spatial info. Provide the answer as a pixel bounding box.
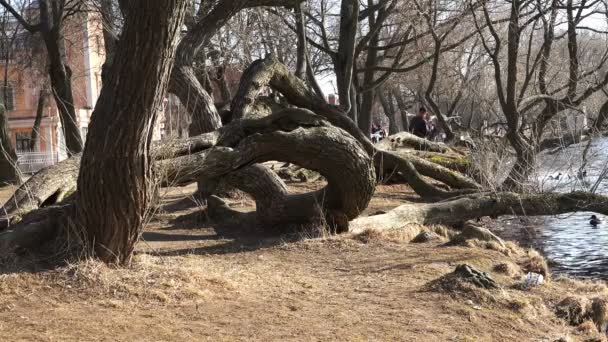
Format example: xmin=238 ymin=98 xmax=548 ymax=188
xmin=0 ymin=182 xmax=605 ymax=341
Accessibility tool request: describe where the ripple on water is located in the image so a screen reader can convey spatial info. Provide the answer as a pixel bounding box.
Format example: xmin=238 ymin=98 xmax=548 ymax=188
xmin=536 ymin=212 xmax=608 ymax=278
xmin=526 ymin=138 xmax=608 ymax=279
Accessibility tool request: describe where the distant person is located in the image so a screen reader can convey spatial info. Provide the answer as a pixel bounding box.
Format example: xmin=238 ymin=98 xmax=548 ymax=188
xmin=371 ymin=123 xmax=383 ymax=143
xmin=409 ymin=107 xmax=429 ymax=138
xmin=428 ymin=116 xmax=439 ymax=141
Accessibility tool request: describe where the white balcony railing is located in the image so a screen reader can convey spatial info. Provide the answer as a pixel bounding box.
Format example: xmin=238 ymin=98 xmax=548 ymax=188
xmin=16 ymin=151 xmax=58 ymax=174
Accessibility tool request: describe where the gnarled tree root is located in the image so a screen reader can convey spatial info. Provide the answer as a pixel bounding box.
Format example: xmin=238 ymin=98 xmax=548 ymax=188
xmin=159 ymin=109 xmax=376 ymax=231
xmin=1 ymin=110 xmax=375 ymax=254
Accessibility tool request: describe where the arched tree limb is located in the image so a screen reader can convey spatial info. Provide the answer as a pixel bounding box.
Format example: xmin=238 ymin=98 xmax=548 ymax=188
xmin=159 ymin=109 xmax=376 ymax=227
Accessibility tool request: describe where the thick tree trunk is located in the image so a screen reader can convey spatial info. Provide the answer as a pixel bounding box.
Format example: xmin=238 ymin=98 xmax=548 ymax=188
xmin=335 ymin=0 xmax=359 ymax=113
xmin=154 ymin=109 xmax=377 ymax=231
xmin=393 ymin=89 xmax=409 ymax=132
xmin=503 ymin=128 xmax=536 ymax=189
xmin=379 ymin=131 xmax=456 ymax=154
xmin=230 ymin=56 xmax=281 ymax=121
xmin=294 ymin=2 xmax=307 ymax=80
xmin=357 ymin=5 xmax=379 ymax=135
xmin=0 ymin=104 xmax=20 ymax=184
xmin=43 ymin=23 xmax=83 ymax=156
xmin=379 ymin=90 xmax=398 ymax=135
xmin=30 ymin=89 xmax=47 ymax=151
xmin=75 ymin=0 xmax=187 ymax=264
xmin=592 ymin=99 xmax=608 ymax=132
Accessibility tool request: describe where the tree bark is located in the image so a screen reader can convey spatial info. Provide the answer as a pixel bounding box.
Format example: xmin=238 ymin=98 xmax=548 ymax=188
xmin=393 ymin=89 xmax=409 ymax=132
xmin=0 ymin=103 xmax=20 ymax=184
xmin=335 ymin=0 xmax=359 ymax=113
xmin=75 ymin=0 xmax=188 ymax=264
xmin=1 ymin=154 xmax=79 ymax=225
xmin=230 ymin=56 xmax=281 ymax=121
xmin=38 ymin=0 xmax=83 ymax=156
xmin=357 ymin=0 xmax=379 ymax=134
xmin=100 ymin=0 xmax=119 ymax=83
xmin=170 ymin=66 xmax=223 ymax=136
xmin=592 ymin=99 xmax=608 ymax=132
xmin=168 ymin=0 xmax=301 ymax=135
xmin=294 ymin=2 xmax=307 ymax=80
xmin=350 ymin=191 xmax=608 ymax=233
xmin=30 ymin=89 xmax=47 ymax=151
xmin=379 ymin=89 xmax=398 ymax=135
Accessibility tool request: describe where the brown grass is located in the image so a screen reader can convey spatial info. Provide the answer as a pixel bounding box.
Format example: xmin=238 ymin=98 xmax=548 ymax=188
xmin=0 ymin=182 xmax=606 ymax=341
xmin=520 ymin=250 xmax=551 ymax=277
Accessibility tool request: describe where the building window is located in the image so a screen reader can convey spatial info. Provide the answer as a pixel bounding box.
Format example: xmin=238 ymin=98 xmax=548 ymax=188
xmin=15 ymin=132 xmax=31 ymax=152
xmin=1 ymin=83 xmax=14 ymax=111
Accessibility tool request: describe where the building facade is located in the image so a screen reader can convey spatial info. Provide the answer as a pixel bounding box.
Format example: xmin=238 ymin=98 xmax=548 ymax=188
xmin=2 ymin=9 xmax=105 ymax=170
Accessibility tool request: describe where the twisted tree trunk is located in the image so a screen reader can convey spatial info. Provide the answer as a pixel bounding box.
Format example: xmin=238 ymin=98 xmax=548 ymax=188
xmin=1 ymin=110 xmax=376 ymax=253
xmin=74 ymin=0 xmax=188 ymax=264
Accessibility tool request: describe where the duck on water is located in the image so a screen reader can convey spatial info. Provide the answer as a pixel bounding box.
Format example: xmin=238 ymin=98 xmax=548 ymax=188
xmin=590 ymin=215 xmax=602 ymax=226
xmin=547 ymin=170 xmax=587 ymax=181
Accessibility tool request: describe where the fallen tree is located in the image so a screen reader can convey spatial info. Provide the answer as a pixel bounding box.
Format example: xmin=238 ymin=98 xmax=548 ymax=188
xmin=351 ymin=191 xmax=608 ymax=234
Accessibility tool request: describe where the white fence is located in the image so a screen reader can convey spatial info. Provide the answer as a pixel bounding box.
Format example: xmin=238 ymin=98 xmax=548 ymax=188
xmin=16 ymin=151 xmax=58 ymax=174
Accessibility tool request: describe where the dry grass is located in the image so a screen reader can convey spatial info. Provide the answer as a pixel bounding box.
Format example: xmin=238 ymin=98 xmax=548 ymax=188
xmin=0 ymin=182 xmax=607 ymax=341
xmin=520 ymin=249 xmax=551 ymax=277
xmin=493 ymin=262 xmax=522 ymax=278
xmin=352 ymin=226 xmax=422 ymax=244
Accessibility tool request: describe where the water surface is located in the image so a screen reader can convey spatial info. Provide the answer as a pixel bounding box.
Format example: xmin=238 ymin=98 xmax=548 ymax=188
xmin=497 ymin=137 xmax=608 ymax=279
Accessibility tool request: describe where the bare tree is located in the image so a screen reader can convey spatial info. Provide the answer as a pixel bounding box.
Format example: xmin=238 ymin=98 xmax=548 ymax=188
xmin=472 ymin=0 xmax=608 ymax=187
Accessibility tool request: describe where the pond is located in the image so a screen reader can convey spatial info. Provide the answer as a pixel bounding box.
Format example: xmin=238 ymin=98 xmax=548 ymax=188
xmin=494 ymin=137 xmax=608 ymax=279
